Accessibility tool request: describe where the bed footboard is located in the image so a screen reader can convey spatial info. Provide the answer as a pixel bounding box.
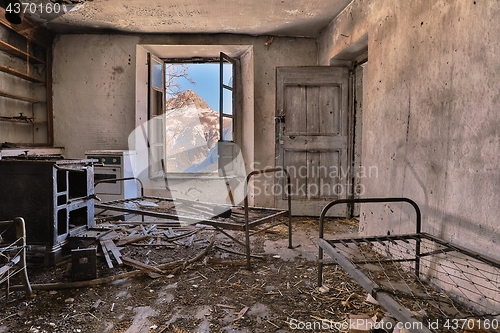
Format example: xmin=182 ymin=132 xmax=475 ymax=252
xmin=317 ymin=198 xmax=500 ymax=333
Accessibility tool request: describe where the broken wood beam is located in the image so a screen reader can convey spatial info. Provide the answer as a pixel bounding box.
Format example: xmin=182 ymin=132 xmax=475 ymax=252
xmin=102 ymin=239 xmax=123 ymax=265
xmin=99 ymin=239 xmax=113 ymax=269
xmin=164 ymin=227 xmax=205 ymax=242
xmin=121 ymin=256 xmax=165 ymax=274
xmin=208 ymin=258 xmax=247 ymax=266
xmin=115 ymin=235 xmax=151 ymax=246
xmin=215 ymin=245 xmax=264 ymax=259
xmin=10 ymin=270 xmax=145 ymax=291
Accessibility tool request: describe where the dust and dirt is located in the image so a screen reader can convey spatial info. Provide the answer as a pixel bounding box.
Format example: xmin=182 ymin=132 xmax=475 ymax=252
xmin=0 ymin=217 xmax=379 ymax=333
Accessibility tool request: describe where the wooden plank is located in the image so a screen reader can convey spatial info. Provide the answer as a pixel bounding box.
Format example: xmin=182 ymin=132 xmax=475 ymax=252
xmin=103 ymin=240 xmax=122 ymax=266
xmin=306 ymin=86 xmax=320 ymax=133
xmin=284 ymin=85 xmax=306 ymax=133
xmin=319 ymin=86 xmax=341 ymax=134
xmin=319 ymin=150 xmax=340 ymax=198
xmin=0 ymin=90 xmax=43 ymax=103
xmin=282 ymin=135 xmax=347 ymax=150
xmin=284 ymin=150 xmax=307 ymax=199
xmin=99 ymin=239 xmax=114 ymax=269
xmin=0 ymin=40 xmax=45 ymax=64
xmin=308 ymin=151 xmax=320 ymax=199
xmin=116 ymin=235 xmax=150 ymax=247
xmin=0 ymin=64 xmax=44 ymax=82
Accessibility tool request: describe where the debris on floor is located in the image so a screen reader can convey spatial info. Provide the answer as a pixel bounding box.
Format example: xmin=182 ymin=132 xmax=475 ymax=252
xmin=0 ymin=217 xmax=391 ymax=333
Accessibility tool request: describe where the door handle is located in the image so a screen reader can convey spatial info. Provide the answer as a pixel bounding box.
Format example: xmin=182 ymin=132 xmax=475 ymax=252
xmin=289 ymin=136 xmax=296 ymax=139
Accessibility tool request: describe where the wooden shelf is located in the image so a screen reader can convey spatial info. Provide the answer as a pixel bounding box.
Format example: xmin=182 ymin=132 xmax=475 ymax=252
xmin=0 ymin=9 xmax=53 ymax=146
xmin=0 ymin=64 xmax=44 ymax=83
xmin=0 ymin=90 xmax=44 ymax=103
xmin=0 ymin=117 xmax=46 ymax=125
xmin=0 ymin=40 xmax=45 ymax=64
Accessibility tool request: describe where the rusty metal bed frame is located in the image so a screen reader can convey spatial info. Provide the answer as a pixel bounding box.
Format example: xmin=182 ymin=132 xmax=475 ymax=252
xmin=0 ymin=217 xmax=32 ymax=301
xmin=318 ymin=198 xmax=500 ymax=333
xmin=94 ymin=168 xmax=293 ymax=269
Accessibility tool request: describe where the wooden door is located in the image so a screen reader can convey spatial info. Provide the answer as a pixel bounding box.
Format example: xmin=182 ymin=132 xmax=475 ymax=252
xmin=276 ymin=67 xmax=350 ymax=216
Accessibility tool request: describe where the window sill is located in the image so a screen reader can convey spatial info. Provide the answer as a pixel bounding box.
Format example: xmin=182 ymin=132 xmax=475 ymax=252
xmin=151 ymin=173 xmax=241 ymax=181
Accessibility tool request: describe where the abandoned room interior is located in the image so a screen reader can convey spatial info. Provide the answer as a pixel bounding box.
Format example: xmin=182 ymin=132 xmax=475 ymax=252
xmin=0 ymin=0 xmax=499 ymax=332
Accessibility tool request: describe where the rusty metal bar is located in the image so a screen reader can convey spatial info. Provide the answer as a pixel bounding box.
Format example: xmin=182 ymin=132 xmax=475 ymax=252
xmin=318 ymin=238 xmax=433 ymax=333
xmin=94 ymin=177 xmax=145 ymax=197
xmin=94 ymin=169 xmax=293 ymax=270
xmin=0 ymin=217 xmax=32 ymax=298
xmin=318 ymin=197 xmax=422 ymax=287
xmin=244 ymin=167 xmax=292 ymax=269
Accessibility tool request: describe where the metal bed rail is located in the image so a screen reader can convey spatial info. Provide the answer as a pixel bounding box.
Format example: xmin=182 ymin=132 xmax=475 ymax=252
xmin=318 ymin=197 xmax=421 ymax=285
xmin=0 ymin=217 xmax=32 ymax=300
xmin=243 ymin=167 xmax=292 ymax=268
xmin=94 ymin=168 xmax=293 ymax=269
xmin=317 ymin=198 xmax=500 ymax=333
xmin=317 ymin=198 xmax=428 ymax=333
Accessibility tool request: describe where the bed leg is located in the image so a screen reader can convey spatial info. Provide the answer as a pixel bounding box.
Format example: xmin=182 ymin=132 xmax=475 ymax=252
xmin=287 ymin=215 xmax=293 ymax=249
xmin=245 ymin=226 xmax=251 ymax=269
xmin=318 ymin=247 xmax=324 ymax=286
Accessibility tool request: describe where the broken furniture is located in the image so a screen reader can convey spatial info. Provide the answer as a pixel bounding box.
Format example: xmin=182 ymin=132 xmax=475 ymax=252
xmin=318 ymin=198 xmax=500 ymax=333
xmin=71 ymin=247 xmax=97 ymax=281
xmin=0 ymin=157 xmax=96 ymax=265
xmin=0 ymin=217 xmax=32 ymax=299
xmin=95 ymin=168 xmax=292 ymax=268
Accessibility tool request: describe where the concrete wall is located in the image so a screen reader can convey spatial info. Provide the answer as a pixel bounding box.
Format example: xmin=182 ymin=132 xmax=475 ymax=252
xmin=53 ymin=35 xmax=139 ymax=156
xmin=52 ymin=34 xmax=317 ymax=206
xmin=318 ymin=0 xmax=500 ymax=260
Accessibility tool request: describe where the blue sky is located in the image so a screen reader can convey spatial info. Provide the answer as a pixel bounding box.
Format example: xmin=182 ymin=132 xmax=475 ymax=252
xmin=175 ymin=63 xmax=232 ymax=113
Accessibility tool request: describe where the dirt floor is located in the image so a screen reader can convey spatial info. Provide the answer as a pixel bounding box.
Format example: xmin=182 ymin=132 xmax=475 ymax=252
xmin=0 ymin=217 xmax=384 ymax=333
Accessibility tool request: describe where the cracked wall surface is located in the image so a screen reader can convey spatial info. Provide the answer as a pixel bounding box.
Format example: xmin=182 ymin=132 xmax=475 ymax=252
xmin=318 ymin=0 xmax=500 ymax=260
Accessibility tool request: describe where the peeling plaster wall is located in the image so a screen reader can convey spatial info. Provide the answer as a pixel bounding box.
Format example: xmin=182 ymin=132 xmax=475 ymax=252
xmin=318 ymin=0 xmax=500 ymax=260
xmin=52 ymin=34 xmax=317 ymax=207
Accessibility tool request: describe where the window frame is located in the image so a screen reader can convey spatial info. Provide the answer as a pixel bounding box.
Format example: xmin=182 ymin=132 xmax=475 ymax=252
xmin=159 ymin=55 xmax=237 ymax=175
xmin=147 ymin=52 xmax=166 ymax=179
xmin=219 ymin=52 xmax=236 ymax=143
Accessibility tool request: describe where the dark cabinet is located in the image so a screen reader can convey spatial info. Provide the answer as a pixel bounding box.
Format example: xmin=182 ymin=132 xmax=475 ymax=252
xmin=0 ymin=159 xmax=95 ymax=265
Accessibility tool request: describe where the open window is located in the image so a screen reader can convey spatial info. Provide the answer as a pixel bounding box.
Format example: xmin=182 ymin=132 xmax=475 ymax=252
xmin=146 ymin=51 xmax=238 ymax=176
xmin=219 ymin=52 xmax=235 ymax=142
xmin=147 ymin=53 xmax=166 ymax=178
xmin=218 ymin=52 xmax=240 ymax=177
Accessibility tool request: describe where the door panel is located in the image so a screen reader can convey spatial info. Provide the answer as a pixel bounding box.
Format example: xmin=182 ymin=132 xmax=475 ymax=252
xmin=148 ymin=53 xmax=166 ymax=178
xmin=276 ymin=67 xmax=350 ymax=216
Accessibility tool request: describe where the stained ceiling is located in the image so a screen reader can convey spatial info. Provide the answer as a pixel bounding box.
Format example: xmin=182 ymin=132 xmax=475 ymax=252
xmin=24 ymin=0 xmax=352 ymax=37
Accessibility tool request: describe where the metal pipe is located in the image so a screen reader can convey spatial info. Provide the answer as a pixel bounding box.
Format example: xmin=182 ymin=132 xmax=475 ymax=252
xmin=94 ymin=176 xmax=144 ymax=197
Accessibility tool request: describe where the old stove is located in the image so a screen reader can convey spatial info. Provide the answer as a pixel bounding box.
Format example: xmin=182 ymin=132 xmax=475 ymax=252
xmin=0 ymin=156 xmax=96 ymax=265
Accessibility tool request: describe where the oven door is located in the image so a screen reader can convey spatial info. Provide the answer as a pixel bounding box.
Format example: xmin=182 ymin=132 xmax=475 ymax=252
xmin=94 ymin=166 xmax=121 ymax=195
